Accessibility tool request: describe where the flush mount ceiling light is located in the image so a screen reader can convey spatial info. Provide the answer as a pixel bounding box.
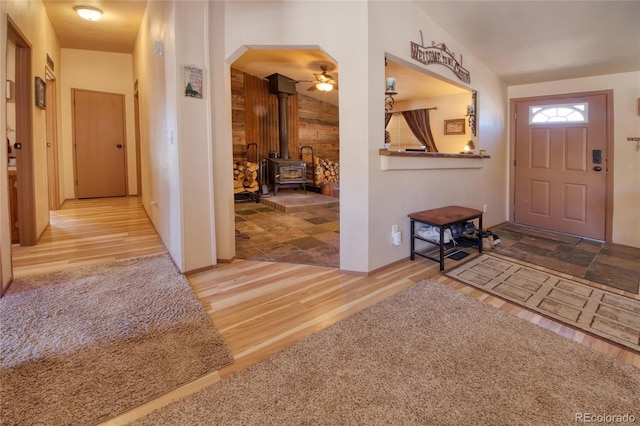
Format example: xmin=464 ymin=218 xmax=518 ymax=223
xmin=74 ymin=6 xmax=103 ymax=21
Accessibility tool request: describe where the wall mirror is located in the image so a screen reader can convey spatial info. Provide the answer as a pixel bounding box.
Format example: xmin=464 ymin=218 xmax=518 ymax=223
xmin=384 ymin=57 xmax=476 ymax=154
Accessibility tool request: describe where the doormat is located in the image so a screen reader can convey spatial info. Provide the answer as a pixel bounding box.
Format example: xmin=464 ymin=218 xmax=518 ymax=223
xmin=446 ymin=253 xmax=640 ymax=353
xmin=446 ymin=250 xmax=470 ymax=261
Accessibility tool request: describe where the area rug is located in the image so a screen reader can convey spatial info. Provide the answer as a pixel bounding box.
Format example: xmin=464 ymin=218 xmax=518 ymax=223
xmin=0 ymin=254 xmax=233 ymax=426
xmin=446 ymin=254 xmax=640 ymax=353
xmin=132 ymin=280 xmax=640 ymax=425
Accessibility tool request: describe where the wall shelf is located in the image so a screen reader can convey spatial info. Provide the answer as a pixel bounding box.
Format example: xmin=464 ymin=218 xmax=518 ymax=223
xmin=379 ymin=149 xmax=489 ymax=170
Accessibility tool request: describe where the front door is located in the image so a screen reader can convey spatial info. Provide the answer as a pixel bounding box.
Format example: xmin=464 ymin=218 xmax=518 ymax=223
xmin=514 ymin=93 xmax=609 ymax=240
xmin=73 ymin=89 xmax=127 ymax=198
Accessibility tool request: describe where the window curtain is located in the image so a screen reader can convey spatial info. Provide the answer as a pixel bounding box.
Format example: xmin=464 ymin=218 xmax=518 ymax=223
xmin=401 ymin=109 xmax=438 ymax=152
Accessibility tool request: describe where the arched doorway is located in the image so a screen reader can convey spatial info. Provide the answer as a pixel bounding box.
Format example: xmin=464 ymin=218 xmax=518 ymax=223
xmin=229 ymin=48 xmax=340 ymax=268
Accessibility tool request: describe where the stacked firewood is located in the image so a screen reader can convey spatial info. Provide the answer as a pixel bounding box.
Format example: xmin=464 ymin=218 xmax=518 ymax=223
xmin=314 ymin=158 xmax=339 ymax=186
xmin=233 ymin=160 xmax=259 ymax=194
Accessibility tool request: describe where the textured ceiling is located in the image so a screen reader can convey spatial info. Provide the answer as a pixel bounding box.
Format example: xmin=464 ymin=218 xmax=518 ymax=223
xmin=41 ymin=0 xmax=640 ymax=102
xmin=42 ymin=0 xmax=147 ymax=54
xmin=415 ymin=0 xmax=640 ymax=85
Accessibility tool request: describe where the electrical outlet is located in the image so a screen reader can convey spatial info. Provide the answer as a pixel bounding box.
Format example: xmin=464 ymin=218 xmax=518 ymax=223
xmin=391 ymin=225 xmax=401 ymax=245
xmin=483 ymin=204 xmax=487 ymax=213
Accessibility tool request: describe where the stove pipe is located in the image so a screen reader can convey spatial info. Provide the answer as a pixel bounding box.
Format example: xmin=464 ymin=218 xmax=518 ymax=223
xmin=267 ymin=73 xmax=297 ymax=159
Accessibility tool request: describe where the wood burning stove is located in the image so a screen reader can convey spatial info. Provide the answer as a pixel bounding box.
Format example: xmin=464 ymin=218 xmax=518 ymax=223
xmin=268 ymin=158 xmax=306 ymax=196
xmin=264 ymin=73 xmax=307 ymax=195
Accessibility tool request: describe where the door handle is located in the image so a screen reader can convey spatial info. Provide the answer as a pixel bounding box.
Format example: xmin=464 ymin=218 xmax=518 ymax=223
xmin=13 ymin=142 xmax=21 ymax=150
xmin=593 ymin=166 xmax=602 ymax=172
xmin=116 ymin=144 xmax=123 ymax=149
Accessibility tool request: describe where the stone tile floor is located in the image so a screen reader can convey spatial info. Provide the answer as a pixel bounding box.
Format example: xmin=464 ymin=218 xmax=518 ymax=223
xmin=234 ymin=196 xmax=639 ymax=295
xmin=234 ymin=194 xmax=340 ymax=268
xmin=489 ymin=223 xmax=640 ymax=294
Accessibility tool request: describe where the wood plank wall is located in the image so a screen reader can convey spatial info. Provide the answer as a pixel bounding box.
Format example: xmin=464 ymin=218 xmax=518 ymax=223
xmin=231 ymin=68 xmax=339 ymax=163
xmin=297 ymin=95 xmax=339 ymax=162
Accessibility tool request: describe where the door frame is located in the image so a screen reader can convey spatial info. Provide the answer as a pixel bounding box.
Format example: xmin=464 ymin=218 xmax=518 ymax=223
xmin=7 ymin=17 xmax=37 ymax=246
xmin=45 ymin=67 xmax=60 ymax=210
xmin=509 ymin=90 xmax=614 ymax=242
xmin=134 ymin=84 xmax=142 ymax=196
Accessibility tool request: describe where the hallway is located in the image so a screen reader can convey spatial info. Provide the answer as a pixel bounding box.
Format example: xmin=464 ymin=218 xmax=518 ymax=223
xmin=10 ymin=197 xmax=166 ymax=278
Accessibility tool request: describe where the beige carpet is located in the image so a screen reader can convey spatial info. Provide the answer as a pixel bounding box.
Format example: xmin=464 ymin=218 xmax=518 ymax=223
xmin=447 ymin=254 xmax=640 ymax=353
xmin=0 ymin=254 xmax=233 ymax=426
xmin=133 ymin=280 xmax=640 ymax=425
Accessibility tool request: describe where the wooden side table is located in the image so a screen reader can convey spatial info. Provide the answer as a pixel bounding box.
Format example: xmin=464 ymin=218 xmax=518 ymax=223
xmin=408 ymin=205 xmax=483 ymax=271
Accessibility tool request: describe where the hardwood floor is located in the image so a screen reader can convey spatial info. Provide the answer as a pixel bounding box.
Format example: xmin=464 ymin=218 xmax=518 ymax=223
xmin=7 ymin=197 xmax=639 ymax=424
xmin=11 ymin=197 xmax=166 ymax=277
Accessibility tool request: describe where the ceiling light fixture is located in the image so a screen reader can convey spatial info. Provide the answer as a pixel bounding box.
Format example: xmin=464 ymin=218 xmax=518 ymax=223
xmin=74 ymin=6 xmax=103 ymax=21
xmin=315 ymin=81 xmax=333 ymax=92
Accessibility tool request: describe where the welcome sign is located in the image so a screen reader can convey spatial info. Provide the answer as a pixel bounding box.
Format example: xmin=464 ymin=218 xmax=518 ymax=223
xmin=410 ymin=41 xmax=471 ymax=84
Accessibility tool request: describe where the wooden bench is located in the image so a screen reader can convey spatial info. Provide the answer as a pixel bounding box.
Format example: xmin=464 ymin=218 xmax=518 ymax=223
xmin=408 ymin=205 xmax=483 ymax=271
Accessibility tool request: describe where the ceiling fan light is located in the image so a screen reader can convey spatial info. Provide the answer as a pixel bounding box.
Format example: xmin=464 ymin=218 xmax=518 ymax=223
xmin=75 ymin=6 xmax=103 ymax=21
xmin=316 ymin=82 xmax=333 ymax=92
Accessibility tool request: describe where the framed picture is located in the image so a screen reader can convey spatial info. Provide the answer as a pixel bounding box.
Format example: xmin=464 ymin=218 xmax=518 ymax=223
xmin=444 ymin=118 xmax=465 ymax=135
xmin=35 ymin=76 xmax=46 ymax=109
xmin=183 ymin=65 xmax=203 ymax=98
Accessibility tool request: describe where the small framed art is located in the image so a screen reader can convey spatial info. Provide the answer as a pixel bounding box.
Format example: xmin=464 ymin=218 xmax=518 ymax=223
xmin=444 ymin=118 xmax=465 ymax=135
xmin=184 ymin=65 xmax=203 ymax=98
xmin=35 ymin=76 xmax=46 ymax=109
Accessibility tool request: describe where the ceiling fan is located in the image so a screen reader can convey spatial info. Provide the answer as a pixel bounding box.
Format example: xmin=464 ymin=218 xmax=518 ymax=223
xmin=303 ymin=65 xmax=338 ymax=92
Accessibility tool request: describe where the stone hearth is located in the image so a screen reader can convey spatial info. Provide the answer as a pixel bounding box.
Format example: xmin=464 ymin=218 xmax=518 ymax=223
xmin=260 ymin=191 xmax=338 ymax=214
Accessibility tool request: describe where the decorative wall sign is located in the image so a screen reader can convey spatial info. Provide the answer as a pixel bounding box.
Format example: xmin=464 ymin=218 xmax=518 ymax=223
xmin=410 ymin=31 xmax=470 ymax=84
xmin=183 ymin=65 xmax=203 ymax=98
xmin=46 ymin=54 xmax=55 ymax=71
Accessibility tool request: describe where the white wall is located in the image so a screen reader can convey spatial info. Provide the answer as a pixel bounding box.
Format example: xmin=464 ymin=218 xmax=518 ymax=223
xmin=133 ymin=0 xmax=183 ymax=270
xmin=60 ymin=49 xmax=137 ymax=199
xmin=175 ymin=1 xmax=217 ymax=271
xmin=217 ymin=1 xmax=509 ymax=272
xmin=509 ymin=72 xmax=640 ymax=248
xmin=134 ymin=1 xmax=220 ymax=272
xmin=366 ymin=1 xmax=508 ymax=271
xmin=224 ymin=0 xmax=372 ymax=272
xmin=209 ymin=1 xmax=236 ymax=262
